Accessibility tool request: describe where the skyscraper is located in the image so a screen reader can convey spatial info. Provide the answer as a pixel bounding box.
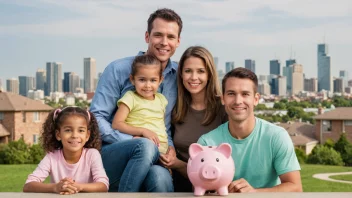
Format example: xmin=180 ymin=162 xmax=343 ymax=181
xmin=245 ymin=59 xmax=255 ymax=73
xmin=69 ymin=72 xmax=80 ymax=93
xmin=225 ymin=62 xmax=235 ymax=73
xmin=213 ymin=57 xmax=219 ymax=70
xmin=291 ymin=64 xmax=304 ymax=95
xmin=63 ymin=72 xmax=71 ymax=93
xmin=286 ymin=59 xmax=296 ymax=67
xmin=270 ymin=60 xmax=281 ymax=75
xmin=6 ymin=78 xmax=19 ymax=94
xmin=84 ymin=57 xmax=96 ymax=93
xmin=304 ymin=78 xmax=318 ymax=92
xmin=339 ymin=70 xmax=349 ymax=86
xmin=333 ymin=78 xmax=344 ymax=93
xmin=46 ymin=62 xmax=62 ymax=96
xmin=36 ymin=69 xmax=46 ymax=91
xmin=18 ymin=76 xmax=35 ymax=96
xmin=317 ymin=44 xmax=332 ymax=91
xmin=271 ymin=76 xmax=286 ymax=96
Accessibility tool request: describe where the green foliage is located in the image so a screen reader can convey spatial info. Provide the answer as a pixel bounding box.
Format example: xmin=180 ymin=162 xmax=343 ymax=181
xmin=333 ymin=133 xmax=352 ymax=165
xmin=343 ymin=144 xmax=352 ymax=166
xmin=287 ymin=106 xmax=304 ymax=118
xmin=2 ymin=139 xmax=31 ymax=164
xmin=29 ymin=144 xmax=45 ymax=164
xmin=255 ymin=104 xmax=267 ymax=110
xmin=0 ymin=144 xmax=8 ymax=164
xmin=295 ymin=148 xmax=307 ymax=164
xmin=324 ymin=138 xmax=335 ymax=149
xmin=273 ymin=102 xmax=286 ymax=109
xmin=307 ymin=145 xmax=343 ymax=166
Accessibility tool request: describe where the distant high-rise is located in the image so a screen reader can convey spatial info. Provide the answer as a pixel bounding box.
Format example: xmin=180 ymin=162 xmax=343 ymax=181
xmin=339 ymin=70 xmax=349 ymax=86
xmin=0 ymin=78 xmax=3 ymax=91
xmin=333 ymin=78 xmax=344 ymax=93
xmin=213 ymin=57 xmax=219 ymax=70
xmin=304 ymin=78 xmax=318 ymax=92
xmin=18 ymin=76 xmax=35 ymax=96
xmin=63 ymin=72 xmax=71 ymax=93
xmin=36 ymin=69 xmax=46 ymax=91
xmin=286 ymin=59 xmax=296 ymax=67
xmin=258 ymin=82 xmax=271 ymax=96
xmin=46 ymin=62 xmax=62 ymax=96
xmin=69 ymin=72 xmax=80 ymax=93
xmin=271 ymin=76 xmax=286 ymax=96
xmin=317 ymin=44 xmax=332 ymax=91
xmin=291 ymin=64 xmax=304 ymax=95
xmin=245 ymin=59 xmax=255 ymax=73
xmin=80 ymin=78 xmax=84 ymax=88
xmin=270 ymin=60 xmax=281 ymax=75
xmin=225 ymin=62 xmax=235 ymax=73
xmin=6 ymin=78 xmax=19 ymax=94
xmin=84 ymin=57 xmax=96 ymax=93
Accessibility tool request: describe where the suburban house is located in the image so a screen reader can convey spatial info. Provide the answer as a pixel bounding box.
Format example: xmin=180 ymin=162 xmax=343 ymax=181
xmin=314 ymin=107 xmax=352 ymax=144
xmin=0 ymin=91 xmax=52 ymax=144
xmin=277 ymin=122 xmax=318 ymax=155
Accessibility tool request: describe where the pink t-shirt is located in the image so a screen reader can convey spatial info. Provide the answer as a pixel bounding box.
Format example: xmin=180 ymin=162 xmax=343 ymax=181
xmin=26 ymin=148 xmax=109 ymax=189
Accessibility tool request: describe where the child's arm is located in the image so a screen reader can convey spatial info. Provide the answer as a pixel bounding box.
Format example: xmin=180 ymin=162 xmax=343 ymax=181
xmin=23 ymin=179 xmax=78 ymax=194
xmin=71 ymin=182 xmax=107 ymax=193
xmin=112 ymin=103 xmax=160 ymax=145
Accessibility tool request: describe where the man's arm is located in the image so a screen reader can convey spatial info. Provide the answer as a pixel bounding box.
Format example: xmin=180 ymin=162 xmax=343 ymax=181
xmin=90 ymin=63 xmax=132 ymax=144
xmin=228 ymin=171 xmax=302 ymax=193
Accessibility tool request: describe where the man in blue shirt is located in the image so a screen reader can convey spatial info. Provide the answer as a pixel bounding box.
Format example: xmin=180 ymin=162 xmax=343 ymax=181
xmin=90 ymin=8 xmax=182 ymax=192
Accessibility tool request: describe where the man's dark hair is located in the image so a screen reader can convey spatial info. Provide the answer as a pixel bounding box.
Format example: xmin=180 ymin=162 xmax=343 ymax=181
xmin=222 ymin=67 xmax=258 ymax=94
xmin=147 ymin=8 xmax=183 ymax=36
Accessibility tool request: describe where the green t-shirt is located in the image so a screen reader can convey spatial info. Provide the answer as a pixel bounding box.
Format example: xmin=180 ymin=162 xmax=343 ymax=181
xmin=197 ymin=117 xmax=300 ymax=188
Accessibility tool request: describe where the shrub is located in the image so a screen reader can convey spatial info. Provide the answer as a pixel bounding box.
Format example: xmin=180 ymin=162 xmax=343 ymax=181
xmin=334 ymin=133 xmax=352 ymax=165
xmin=307 ymin=145 xmax=343 ymax=166
xmin=29 ymin=144 xmax=45 ymax=164
xmin=3 ymin=139 xmax=31 ymax=164
xmin=342 ymin=144 xmax=352 ymax=166
xmin=295 ymin=148 xmax=307 ymax=164
xmin=324 ymin=138 xmax=335 ymax=149
xmin=0 ymin=143 xmax=8 ymax=164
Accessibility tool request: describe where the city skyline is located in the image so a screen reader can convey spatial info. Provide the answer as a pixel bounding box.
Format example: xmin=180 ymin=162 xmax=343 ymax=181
xmin=1 ymin=0 xmax=352 ymax=85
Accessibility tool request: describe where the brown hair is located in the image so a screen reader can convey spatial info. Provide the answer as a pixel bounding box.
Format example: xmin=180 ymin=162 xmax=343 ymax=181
xmin=131 ymin=54 xmax=162 ymax=78
xmin=172 ymin=46 xmax=222 ymax=125
xmin=222 ymin=67 xmax=258 ymax=94
xmin=40 ymin=107 xmax=101 ymax=153
xmin=148 ymin=8 xmax=183 ymax=37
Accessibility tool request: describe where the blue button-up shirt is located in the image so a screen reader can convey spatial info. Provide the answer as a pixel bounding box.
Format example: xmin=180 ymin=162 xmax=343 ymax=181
xmin=90 ymin=52 xmax=177 ymax=147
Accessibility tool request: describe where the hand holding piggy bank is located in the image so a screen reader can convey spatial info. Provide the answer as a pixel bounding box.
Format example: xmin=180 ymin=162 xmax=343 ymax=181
xmin=187 ymin=143 xmax=235 ymax=196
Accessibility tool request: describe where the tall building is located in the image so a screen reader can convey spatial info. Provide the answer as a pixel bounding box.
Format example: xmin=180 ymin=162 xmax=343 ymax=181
xmin=282 ymin=66 xmax=293 ymax=94
xmin=0 ymin=78 xmax=3 ymax=91
xmin=84 ymin=57 xmax=96 ymax=93
xmin=333 ymin=78 xmax=344 ymax=93
xmin=18 ymin=76 xmax=35 ymax=96
xmin=304 ymin=78 xmax=318 ymax=92
xmin=63 ymin=72 xmax=71 ymax=93
xmin=245 ymin=59 xmax=255 ymax=73
xmin=271 ymin=76 xmax=287 ymax=96
xmin=36 ymin=69 xmax=46 ymax=91
xmin=270 ymin=60 xmax=281 ymax=75
xmin=317 ymin=44 xmax=332 ymax=91
xmin=69 ymin=72 xmax=80 ymax=93
xmin=213 ymin=57 xmax=219 ymax=70
xmin=6 ymin=78 xmax=19 ymax=94
xmin=339 ymin=70 xmax=349 ymax=86
xmin=258 ymin=82 xmax=271 ymax=96
xmin=286 ymin=59 xmax=296 ymax=67
xmin=291 ymin=64 xmax=304 ymax=95
xmin=46 ymin=62 xmax=62 ymax=96
xmin=225 ymin=62 xmax=235 ymax=73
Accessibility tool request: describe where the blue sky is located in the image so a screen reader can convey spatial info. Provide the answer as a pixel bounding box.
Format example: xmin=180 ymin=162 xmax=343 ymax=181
xmin=1 ymin=0 xmax=352 ymax=88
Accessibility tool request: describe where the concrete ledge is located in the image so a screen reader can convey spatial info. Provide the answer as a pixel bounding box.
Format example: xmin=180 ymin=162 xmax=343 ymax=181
xmin=0 ymin=192 xmax=352 ymax=198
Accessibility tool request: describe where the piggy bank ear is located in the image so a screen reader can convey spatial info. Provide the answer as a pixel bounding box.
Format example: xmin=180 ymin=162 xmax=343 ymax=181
xmin=189 ymin=143 xmax=204 ymax=160
xmin=215 ymin=143 xmax=232 ymax=159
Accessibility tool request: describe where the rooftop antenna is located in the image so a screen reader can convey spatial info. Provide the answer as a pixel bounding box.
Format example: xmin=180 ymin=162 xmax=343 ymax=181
xmin=290 ymin=45 xmax=293 ymax=60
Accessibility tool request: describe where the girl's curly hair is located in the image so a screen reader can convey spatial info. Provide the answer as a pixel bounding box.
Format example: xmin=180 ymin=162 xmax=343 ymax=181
xmin=40 ymin=106 xmax=101 ymax=153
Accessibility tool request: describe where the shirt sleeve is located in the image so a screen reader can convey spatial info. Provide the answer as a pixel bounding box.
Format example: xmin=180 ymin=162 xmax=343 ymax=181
xmin=90 ymin=63 xmax=133 ymax=143
xmin=89 ymin=149 xmax=109 ymax=190
xmin=272 ymin=129 xmax=301 ymax=175
xmin=25 ymin=154 xmax=51 ymax=184
xmin=197 ymin=135 xmax=208 ymax=146
xmin=117 ymin=91 xmax=135 ymax=111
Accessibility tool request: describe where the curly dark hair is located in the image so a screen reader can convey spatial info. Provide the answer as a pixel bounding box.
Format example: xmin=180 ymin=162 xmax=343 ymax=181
xmin=40 ymin=106 xmax=101 ymax=153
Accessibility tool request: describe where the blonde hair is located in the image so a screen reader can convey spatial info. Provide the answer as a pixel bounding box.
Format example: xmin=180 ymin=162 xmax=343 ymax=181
xmin=172 ymin=46 xmax=221 ymax=125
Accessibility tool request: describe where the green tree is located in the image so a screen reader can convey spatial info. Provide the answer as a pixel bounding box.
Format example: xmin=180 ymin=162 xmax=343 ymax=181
xmin=3 ymin=139 xmax=31 ymax=164
xmin=29 ymin=144 xmax=45 ymax=164
xmin=287 ymin=106 xmax=304 ymax=118
xmin=324 ymin=138 xmax=335 ymax=149
xmin=307 ymin=145 xmax=343 ymax=166
xmin=334 ymin=133 xmax=352 ymax=165
xmin=273 ymin=102 xmax=286 ymax=110
xmin=295 ymin=148 xmax=307 ymax=164
xmin=255 ymin=104 xmax=267 ymax=110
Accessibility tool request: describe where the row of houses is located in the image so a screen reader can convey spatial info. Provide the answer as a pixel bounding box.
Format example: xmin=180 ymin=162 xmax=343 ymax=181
xmin=1 ymin=91 xmax=352 ymax=155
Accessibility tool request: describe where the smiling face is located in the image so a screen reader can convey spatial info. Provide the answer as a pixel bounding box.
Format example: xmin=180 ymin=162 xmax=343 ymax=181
xmin=130 ymin=64 xmax=163 ymax=100
xmin=56 ymin=115 xmax=90 ymax=157
xmin=222 ymin=77 xmax=260 ymax=123
xmin=182 ymin=56 xmax=208 ymax=98
xmin=145 ymin=18 xmax=180 ymax=69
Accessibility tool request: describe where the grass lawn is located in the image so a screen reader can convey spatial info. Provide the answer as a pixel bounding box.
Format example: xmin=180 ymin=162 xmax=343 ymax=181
xmin=0 ymin=164 xmax=352 ymax=192
xmin=0 ymin=164 xmax=49 ymax=192
xmin=330 ymin=174 xmax=352 ymax=182
xmin=301 ymin=164 xmax=352 ymax=192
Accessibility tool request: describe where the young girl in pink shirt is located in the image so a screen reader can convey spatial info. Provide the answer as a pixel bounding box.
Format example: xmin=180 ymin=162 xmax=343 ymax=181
xmin=23 ymin=106 xmax=109 ymax=194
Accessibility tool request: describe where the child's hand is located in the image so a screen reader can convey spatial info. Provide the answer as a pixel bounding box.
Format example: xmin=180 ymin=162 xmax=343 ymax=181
xmin=141 ymin=128 xmax=160 ymax=146
xmin=54 ymin=177 xmax=78 ymax=195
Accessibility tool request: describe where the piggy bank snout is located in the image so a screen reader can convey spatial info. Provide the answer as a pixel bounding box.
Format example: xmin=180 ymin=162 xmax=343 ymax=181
xmin=200 ymin=164 xmax=220 ymax=180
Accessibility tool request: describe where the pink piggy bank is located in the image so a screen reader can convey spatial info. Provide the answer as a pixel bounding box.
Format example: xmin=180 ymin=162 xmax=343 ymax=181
xmin=187 ymin=143 xmax=235 ymax=196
